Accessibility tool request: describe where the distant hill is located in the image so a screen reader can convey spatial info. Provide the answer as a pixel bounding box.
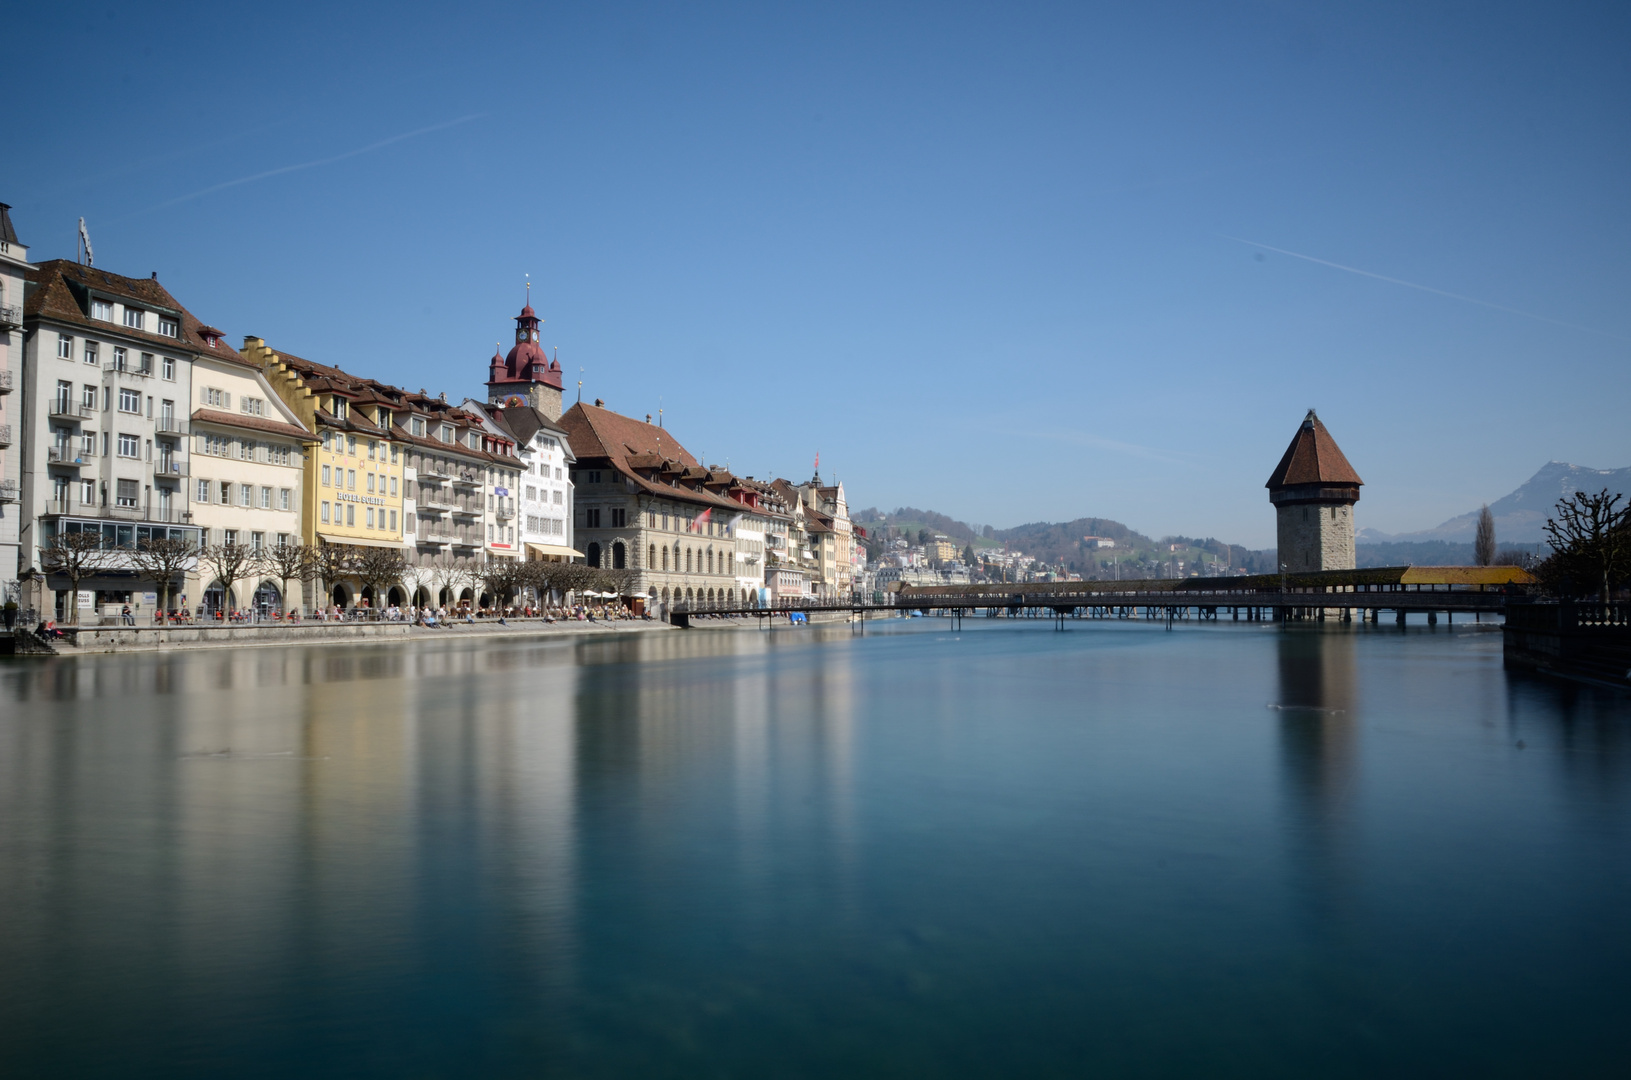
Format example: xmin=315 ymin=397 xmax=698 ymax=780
xmin=1361 ymin=462 xmax=1631 ymax=545
xmin=853 ymin=508 xmax=1276 ymax=576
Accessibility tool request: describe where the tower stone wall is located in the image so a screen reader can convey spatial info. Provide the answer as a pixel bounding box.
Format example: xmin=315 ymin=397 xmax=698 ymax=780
xmin=1275 ymin=501 xmax=1356 ymax=572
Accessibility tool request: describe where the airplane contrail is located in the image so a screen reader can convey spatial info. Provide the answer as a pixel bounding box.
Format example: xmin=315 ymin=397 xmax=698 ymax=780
xmin=132 ymin=113 xmax=487 ymax=215
xmin=1219 ymin=233 xmax=1626 ymax=342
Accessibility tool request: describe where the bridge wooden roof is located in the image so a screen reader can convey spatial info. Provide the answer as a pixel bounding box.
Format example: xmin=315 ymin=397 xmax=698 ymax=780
xmin=894 ymin=565 xmax=1533 ymax=598
xmin=1266 ymin=409 xmax=1363 ymax=489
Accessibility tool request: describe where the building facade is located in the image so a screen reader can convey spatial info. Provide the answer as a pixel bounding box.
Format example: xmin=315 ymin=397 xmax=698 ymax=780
xmin=463 ymin=397 xmax=577 ymax=564
xmin=19 ymin=259 xmax=213 ymax=619
xmin=187 ymin=350 xmax=316 ymax=612
xmin=0 ymin=203 xmax=28 ymax=602
xmin=1266 ymin=409 xmax=1363 ymax=573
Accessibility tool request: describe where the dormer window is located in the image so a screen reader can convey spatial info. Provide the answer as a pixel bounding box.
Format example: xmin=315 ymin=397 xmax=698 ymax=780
xmin=411 ymin=417 xmax=426 ymax=437
xmin=159 ymin=316 xmax=181 ymax=338
xmin=91 ymin=299 xmax=113 ymax=321
xmin=440 ymin=424 xmax=453 ymax=443
xmin=124 ymin=308 xmax=146 ymax=331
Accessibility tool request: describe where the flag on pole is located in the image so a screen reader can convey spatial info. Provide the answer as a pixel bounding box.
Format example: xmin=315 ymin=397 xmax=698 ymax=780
xmin=689 ymin=508 xmax=712 ymax=532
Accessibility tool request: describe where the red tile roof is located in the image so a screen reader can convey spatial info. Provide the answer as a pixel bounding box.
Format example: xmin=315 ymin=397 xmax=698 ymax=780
xmin=190 ymin=408 xmax=319 ymax=441
xmin=560 ymin=402 xmax=747 ymax=513
xmin=1266 ymin=410 xmax=1363 ymax=489
xmin=24 ymin=259 xmax=244 ymax=362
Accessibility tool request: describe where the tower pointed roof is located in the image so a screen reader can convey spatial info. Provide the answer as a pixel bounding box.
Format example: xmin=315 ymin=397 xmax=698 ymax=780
xmin=1266 ymin=409 xmax=1363 ymax=489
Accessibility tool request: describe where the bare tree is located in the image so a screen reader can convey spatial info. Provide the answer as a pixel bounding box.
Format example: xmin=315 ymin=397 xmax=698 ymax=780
xmin=1474 ymin=505 xmax=1496 ymax=566
xmin=311 ymin=542 xmax=356 ymax=610
xmin=197 ymin=544 xmax=263 ymax=616
xmin=260 ymin=541 xmax=315 ymax=616
xmin=1539 ymin=489 xmax=1631 ymax=600
xmin=39 ymin=530 xmax=118 ymax=625
xmin=477 ymin=557 xmax=525 ymax=611
xmin=129 ymin=536 xmax=197 ymax=621
xmin=355 ymin=546 xmax=408 ymax=610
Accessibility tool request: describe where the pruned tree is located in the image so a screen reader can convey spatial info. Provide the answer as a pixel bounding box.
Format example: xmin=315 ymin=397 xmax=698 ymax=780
xmin=1474 ymin=505 xmax=1496 ymax=567
xmin=129 ymin=536 xmax=197 ymax=620
xmin=311 ymin=542 xmax=357 ymax=609
xmin=1538 ymin=489 xmax=1631 ymax=600
xmin=198 ymin=543 xmax=263 ymax=616
xmin=260 ymin=541 xmax=315 ymax=616
xmin=355 ymin=546 xmax=408 ymax=609
xmin=428 ymin=554 xmax=474 ymax=609
xmin=39 ymin=529 xmax=117 ymax=625
xmin=478 ymin=557 xmax=526 ymax=610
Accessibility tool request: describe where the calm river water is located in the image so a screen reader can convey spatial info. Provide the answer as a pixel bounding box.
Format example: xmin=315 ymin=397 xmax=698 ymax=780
xmin=1 ymin=619 xmax=1628 ymax=1077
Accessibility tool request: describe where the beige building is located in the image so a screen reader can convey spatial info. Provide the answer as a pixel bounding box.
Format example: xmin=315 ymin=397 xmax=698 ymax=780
xmin=188 ymin=352 xmax=316 ymax=612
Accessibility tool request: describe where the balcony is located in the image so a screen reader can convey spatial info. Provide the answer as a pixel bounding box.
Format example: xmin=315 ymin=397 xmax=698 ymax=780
xmin=0 ymin=479 xmax=16 ymax=503
xmin=47 ymin=446 xmax=88 ymax=467
xmin=49 ymin=400 xmax=96 ymax=422
xmin=451 ymin=472 xmax=482 ymax=489
xmin=0 ymin=303 xmax=19 ymax=330
xmin=155 ymin=460 xmax=183 ymax=476
xmin=41 ymin=498 xmax=191 ymax=524
xmin=155 ymin=416 xmax=186 ymax=435
xmin=0 ymin=368 xmax=13 ymax=393
xmin=494 ymin=506 xmax=514 ymax=522
xmin=0 ymin=423 xmax=9 ymax=447
xmin=419 ymin=494 xmax=458 ymax=512
xmin=452 ymin=505 xmax=480 ymax=519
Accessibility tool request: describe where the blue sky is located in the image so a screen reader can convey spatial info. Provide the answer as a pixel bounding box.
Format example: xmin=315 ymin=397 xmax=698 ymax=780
xmin=9 ymin=1 xmax=1628 ymax=547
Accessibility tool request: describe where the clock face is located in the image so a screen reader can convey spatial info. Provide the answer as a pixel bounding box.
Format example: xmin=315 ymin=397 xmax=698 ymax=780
xmin=505 ymin=396 xmax=525 ymax=408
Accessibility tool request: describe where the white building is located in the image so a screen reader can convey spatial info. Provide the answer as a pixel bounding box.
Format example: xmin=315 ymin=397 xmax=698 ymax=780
xmin=0 ymin=203 xmax=28 ymax=604
xmin=462 ymin=398 xmax=577 ymax=564
xmin=18 ymin=258 xmax=215 ymax=620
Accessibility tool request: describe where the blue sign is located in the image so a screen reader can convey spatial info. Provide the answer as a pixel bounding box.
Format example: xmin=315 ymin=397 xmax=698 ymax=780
xmin=494 ymin=487 xmax=510 ymax=496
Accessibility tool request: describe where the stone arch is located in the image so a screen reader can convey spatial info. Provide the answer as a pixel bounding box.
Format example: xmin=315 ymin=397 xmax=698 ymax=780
xmin=387 ymin=586 xmax=406 ymax=607
xmin=706 ymin=549 xmax=713 ymax=574
xmin=253 ymin=580 xmax=281 ymax=612
xmin=586 ymin=541 xmax=601 ymax=568
xmin=686 ymin=587 xmax=694 ymax=603
xmin=331 ymin=582 xmax=352 ymax=608
xmin=413 ymin=586 xmax=432 ymax=607
xmin=204 ymin=580 xmax=237 ymax=615
xmin=612 ymin=541 xmax=626 ymax=570
xmin=661 ymin=546 xmax=669 ymax=570
xmin=649 ymin=544 xmax=657 ymax=569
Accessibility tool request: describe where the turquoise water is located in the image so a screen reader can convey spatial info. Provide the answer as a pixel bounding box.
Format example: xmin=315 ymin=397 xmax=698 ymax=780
xmin=1 ymin=619 xmax=1627 ymax=1077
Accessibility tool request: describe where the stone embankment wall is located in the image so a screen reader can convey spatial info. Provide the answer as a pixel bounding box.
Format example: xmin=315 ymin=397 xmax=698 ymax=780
xmin=1503 ymin=602 xmax=1631 ymax=689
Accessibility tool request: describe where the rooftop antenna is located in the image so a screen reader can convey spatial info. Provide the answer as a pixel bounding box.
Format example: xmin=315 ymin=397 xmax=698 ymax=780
xmin=577 ymin=367 xmax=583 ymax=404
xmin=659 ymin=396 xmax=664 ymax=427
xmin=77 ymin=217 xmax=93 ymax=266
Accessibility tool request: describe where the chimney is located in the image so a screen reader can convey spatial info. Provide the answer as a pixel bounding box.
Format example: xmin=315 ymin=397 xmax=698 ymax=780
xmin=595 ymin=398 xmax=604 ymax=407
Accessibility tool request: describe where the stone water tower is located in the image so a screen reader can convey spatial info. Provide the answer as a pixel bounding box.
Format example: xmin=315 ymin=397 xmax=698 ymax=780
xmin=1267 ymin=409 xmax=1363 ymax=572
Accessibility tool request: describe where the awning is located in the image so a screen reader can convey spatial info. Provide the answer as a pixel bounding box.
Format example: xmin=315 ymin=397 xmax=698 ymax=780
xmin=526 ymin=543 xmax=584 ymax=560
xmin=317 ymin=532 xmax=408 ymax=550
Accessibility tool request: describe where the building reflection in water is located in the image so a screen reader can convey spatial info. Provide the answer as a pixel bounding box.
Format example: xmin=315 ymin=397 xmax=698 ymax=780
xmin=1276 ymin=628 xmax=1359 ymax=920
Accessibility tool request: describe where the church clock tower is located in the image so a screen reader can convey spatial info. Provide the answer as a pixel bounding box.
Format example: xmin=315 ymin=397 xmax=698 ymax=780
xmin=486 ymin=289 xmax=564 ymax=420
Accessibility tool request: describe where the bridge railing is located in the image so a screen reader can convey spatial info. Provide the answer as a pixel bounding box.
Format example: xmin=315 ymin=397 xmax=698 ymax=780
xmin=1506 ymin=601 xmax=1631 ymax=633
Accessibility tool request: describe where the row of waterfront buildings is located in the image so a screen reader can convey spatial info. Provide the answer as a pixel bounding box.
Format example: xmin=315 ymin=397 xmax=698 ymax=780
xmin=0 ymin=203 xmax=862 ymax=620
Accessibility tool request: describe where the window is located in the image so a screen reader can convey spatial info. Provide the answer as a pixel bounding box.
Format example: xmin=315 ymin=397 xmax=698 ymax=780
xmin=117 ymin=434 xmax=139 ymax=458
xmin=611 ymin=508 xmax=626 ymax=528
xmin=440 ymin=424 xmax=453 ymax=442
xmin=112 ymin=346 xmax=128 ymax=371
xmin=322 ymin=465 xmax=332 ymax=486
xmin=584 ymin=508 xmax=601 ymax=528
xmin=554 ymin=490 xmax=563 ymax=505
xmin=279 ymin=489 xmax=291 ymax=510
xmin=203 ymin=433 xmax=229 ymax=457
xmin=123 ymin=307 xmax=145 ymax=330
xmin=91 ymin=299 xmax=112 ymax=321
xmin=366 ymin=507 xmax=375 ymax=528
xmin=346 ymin=435 xmax=356 ymax=456
xmin=526 ymin=486 xmax=537 ymax=501
xmin=650 ymin=544 xmax=657 ymax=568
xmin=321 ymin=501 xmax=331 ymax=523
xmin=260 ymin=487 xmax=272 ymax=509
xmin=81 ymin=431 xmax=96 ymax=457
xmin=116 ymin=479 xmax=139 ymax=508
xmin=367 ymin=473 xmax=375 ymax=494
xmin=79 ymin=479 xmax=95 ymax=503
xmin=488 ymin=524 xmax=494 ymax=541
xmin=389 ymin=476 xmax=397 ymax=496
xmin=224 ymin=529 xmax=238 ymax=546
xmin=57 ymin=335 xmax=73 ymax=359
xmin=345 ymin=504 xmax=354 ymax=526
xmin=277 ymin=533 xmax=290 ymax=549
xmin=613 ymin=542 xmax=626 ymax=570
xmin=84 ymin=341 xmax=99 ymax=365
xmin=390 ymin=444 xmax=399 ymax=464
xmin=239 ymin=484 xmax=252 ymax=507
xmin=322 ymin=431 xmax=333 ymax=451
xmin=139 ymin=353 xmax=154 ymax=374
xmin=241 ymin=396 xmax=266 ymax=417
xmin=203 ymin=386 xmax=228 ymax=408
xmin=555 ymin=468 xmax=563 ymax=480
xmin=389 ymin=510 xmax=397 ymax=531
xmin=366 ymin=440 xmax=377 ymax=460
xmin=162 ymin=356 xmax=175 ymax=380
xmin=251 ymin=532 xmax=264 ymax=553
xmin=219 ymin=481 xmax=232 ymax=505
xmin=411 ymin=417 xmax=426 ymax=436
xmin=346 ymin=470 xmax=355 ymax=490
xmin=196 ymin=479 xmax=210 ymax=502
xmin=158 ymin=315 xmax=179 ymax=338
xmin=118 ymin=388 xmax=141 ymax=413
xmin=240 ymin=440 xmax=256 ymax=462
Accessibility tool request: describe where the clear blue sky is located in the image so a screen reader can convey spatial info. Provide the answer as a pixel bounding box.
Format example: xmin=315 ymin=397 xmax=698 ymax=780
xmin=9 ymin=1 xmax=1628 ymax=547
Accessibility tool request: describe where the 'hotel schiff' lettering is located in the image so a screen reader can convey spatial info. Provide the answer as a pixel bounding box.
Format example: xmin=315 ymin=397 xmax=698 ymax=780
xmin=335 ymin=493 xmax=387 ymax=507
